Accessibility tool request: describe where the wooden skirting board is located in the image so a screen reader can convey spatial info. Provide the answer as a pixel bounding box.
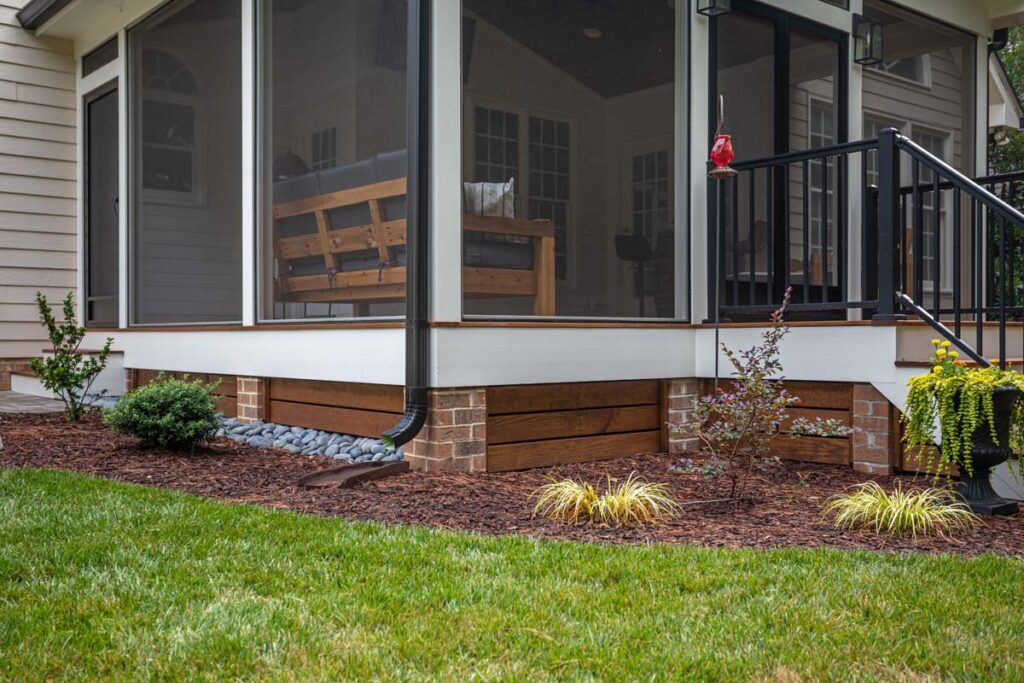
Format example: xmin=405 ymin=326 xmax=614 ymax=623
xmin=267 ymin=378 xmax=403 ymax=439
xmin=485 ymin=380 xmax=663 ymax=472
xmin=132 ymin=369 xmax=238 ymax=416
xmin=700 ymin=379 xmax=854 ymax=466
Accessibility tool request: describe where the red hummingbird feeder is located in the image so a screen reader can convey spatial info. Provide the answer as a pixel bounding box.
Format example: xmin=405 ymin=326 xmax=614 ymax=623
xmin=708 ymin=133 xmax=736 ymax=179
xmin=708 ymin=95 xmax=737 ymax=179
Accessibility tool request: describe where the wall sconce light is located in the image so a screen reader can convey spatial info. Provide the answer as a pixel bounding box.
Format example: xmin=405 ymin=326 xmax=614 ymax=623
xmin=853 ymin=14 xmax=883 ymax=66
xmin=696 ymin=0 xmax=731 ymax=17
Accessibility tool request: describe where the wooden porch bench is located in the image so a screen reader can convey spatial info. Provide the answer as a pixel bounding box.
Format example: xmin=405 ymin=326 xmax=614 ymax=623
xmin=273 ymin=177 xmax=556 ymax=315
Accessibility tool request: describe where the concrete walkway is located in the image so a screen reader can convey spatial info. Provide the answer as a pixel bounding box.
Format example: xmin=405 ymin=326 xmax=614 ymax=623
xmin=0 ymin=391 xmax=65 ymax=413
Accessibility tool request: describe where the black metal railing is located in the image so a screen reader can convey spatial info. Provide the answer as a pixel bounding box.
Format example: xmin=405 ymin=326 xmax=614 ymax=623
xmin=709 ymin=139 xmax=878 ymax=320
xmin=879 ymin=129 xmax=1024 ymax=368
xmin=709 ymin=129 xmax=1024 ymax=368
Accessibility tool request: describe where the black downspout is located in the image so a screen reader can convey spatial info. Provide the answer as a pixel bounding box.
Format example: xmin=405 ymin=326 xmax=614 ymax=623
xmin=383 ymin=0 xmax=431 ymax=448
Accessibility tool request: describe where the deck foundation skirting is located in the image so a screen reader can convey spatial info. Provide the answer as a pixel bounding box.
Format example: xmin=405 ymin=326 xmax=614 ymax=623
xmin=851 ymin=384 xmax=897 ymax=475
xmin=120 ymin=371 xmax=901 ymax=474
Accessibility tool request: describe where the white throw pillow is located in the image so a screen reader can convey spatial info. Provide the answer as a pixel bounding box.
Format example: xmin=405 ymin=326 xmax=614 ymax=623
xmin=463 ymin=177 xmax=515 ymax=218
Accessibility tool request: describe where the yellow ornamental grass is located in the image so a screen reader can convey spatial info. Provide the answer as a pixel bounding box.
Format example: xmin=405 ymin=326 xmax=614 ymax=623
xmin=823 ymin=481 xmax=979 ymax=539
xmin=531 ymin=473 xmax=679 ymax=527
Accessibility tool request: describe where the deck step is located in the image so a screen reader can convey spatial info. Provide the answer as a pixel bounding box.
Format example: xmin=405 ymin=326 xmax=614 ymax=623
xmin=896 ymin=358 xmax=1024 ymax=368
xmin=41 ymin=348 xmax=123 ymax=355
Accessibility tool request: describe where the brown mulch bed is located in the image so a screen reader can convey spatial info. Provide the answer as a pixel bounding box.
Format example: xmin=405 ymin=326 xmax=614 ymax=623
xmin=2 ymin=412 xmax=1022 ymax=557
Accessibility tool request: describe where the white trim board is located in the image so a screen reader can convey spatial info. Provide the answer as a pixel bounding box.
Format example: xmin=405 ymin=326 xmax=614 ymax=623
xmin=83 ymin=327 xmax=405 ymax=385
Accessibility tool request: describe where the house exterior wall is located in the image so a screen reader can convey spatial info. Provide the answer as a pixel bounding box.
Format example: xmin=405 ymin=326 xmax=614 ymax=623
xmin=21 ymin=0 xmax=1005 ymax=394
xmin=0 ymin=0 xmax=75 ymax=360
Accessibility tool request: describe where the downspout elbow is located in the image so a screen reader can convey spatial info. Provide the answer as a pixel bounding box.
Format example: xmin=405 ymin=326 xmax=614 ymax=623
xmin=989 ymin=28 xmax=1009 ymax=54
xmin=382 ymin=386 xmax=428 ymax=448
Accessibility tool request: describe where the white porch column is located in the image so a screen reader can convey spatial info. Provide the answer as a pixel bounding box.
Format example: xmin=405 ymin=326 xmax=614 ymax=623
xmin=429 ymin=0 xmax=463 ymax=323
xmin=240 ymin=0 xmax=256 ymax=326
xmin=689 ymin=9 xmax=711 ymax=323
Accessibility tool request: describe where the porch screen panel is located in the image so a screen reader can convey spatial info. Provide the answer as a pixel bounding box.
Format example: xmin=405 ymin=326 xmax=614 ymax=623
xmin=790 ymin=29 xmax=840 ymax=292
xmin=461 ymin=0 xmax=679 ymax=319
xmin=861 ymin=0 xmax=975 ymax=312
xmin=259 ymin=0 xmax=409 ymax=321
xmin=129 ymin=0 xmax=242 ymax=324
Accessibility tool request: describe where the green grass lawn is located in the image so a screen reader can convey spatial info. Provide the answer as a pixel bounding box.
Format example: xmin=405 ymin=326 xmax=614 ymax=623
xmin=1 ymin=469 xmax=1022 ymax=682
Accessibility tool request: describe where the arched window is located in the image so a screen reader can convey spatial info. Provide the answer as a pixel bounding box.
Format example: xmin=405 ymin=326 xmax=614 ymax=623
xmin=140 ymin=48 xmax=203 ymax=203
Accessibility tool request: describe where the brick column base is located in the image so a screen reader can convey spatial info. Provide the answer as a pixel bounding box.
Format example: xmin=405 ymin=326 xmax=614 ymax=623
xmin=236 ymin=377 xmax=267 ymax=423
xmin=0 ymin=359 xmax=32 ymax=391
xmin=406 ymin=388 xmax=487 ymax=472
xmin=666 ymin=378 xmax=701 ymax=454
xmin=852 ymin=384 xmax=896 ymax=475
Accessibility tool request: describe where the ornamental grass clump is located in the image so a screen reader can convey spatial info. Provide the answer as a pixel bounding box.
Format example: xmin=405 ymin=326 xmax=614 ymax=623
xmin=823 ymin=481 xmax=979 ymax=539
xmin=104 ymin=373 xmax=220 ymax=450
xmin=531 ymin=473 xmax=679 ymax=527
xmin=903 ymin=339 xmax=1024 ymax=476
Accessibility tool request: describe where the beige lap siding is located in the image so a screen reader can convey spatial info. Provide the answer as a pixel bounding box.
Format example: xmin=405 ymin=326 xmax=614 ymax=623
xmin=0 ymin=4 xmax=77 ymax=360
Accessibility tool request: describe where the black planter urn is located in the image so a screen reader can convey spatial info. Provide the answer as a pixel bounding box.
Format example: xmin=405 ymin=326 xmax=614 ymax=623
xmin=958 ymin=385 xmax=1020 ymax=516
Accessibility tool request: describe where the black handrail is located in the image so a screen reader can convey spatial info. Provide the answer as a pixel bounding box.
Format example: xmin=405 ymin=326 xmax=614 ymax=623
xmin=896 ymin=136 xmax=1024 ymax=226
xmin=896 ymin=292 xmax=990 ymax=367
xmin=731 ymin=138 xmax=877 ymax=171
xmin=875 ymin=128 xmax=1024 ymax=369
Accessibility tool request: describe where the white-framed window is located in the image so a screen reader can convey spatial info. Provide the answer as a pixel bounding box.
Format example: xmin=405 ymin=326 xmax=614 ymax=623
xmin=310 ymin=126 xmax=338 ymax=171
xmin=528 ymin=115 xmax=570 ymax=280
xmin=466 ymin=103 xmax=573 ymax=282
xmin=140 ymin=48 xmax=203 ymax=206
xmin=865 ymin=114 xmax=952 ymax=291
xmin=869 ymin=55 xmax=931 ymax=88
xmin=911 ymin=127 xmax=951 ymax=289
xmin=473 ymin=106 xmax=519 ymax=191
xmin=631 ymin=149 xmax=672 ymax=243
xmin=808 ymin=99 xmax=835 ymax=266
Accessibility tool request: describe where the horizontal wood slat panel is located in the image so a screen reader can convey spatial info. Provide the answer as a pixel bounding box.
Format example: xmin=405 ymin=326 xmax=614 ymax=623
xmin=780 ymin=407 xmax=851 ymax=432
xmin=280 ymin=284 xmax=407 ymax=303
xmin=489 ymin=380 xmax=660 ymax=415
xmin=276 ymin=220 xmax=406 ymax=259
xmin=135 ymin=370 xmax=236 ymax=397
xmin=702 ymin=380 xmax=851 ymax=410
xmin=269 ymin=400 xmax=399 ymax=438
xmin=463 ymin=214 xmax=555 ymax=239
xmin=488 ymin=405 xmax=659 ymax=445
xmin=274 ymin=177 xmax=407 ymax=219
xmin=284 ymin=266 xmax=408 ymax=293
xmin=487 ymin=430 xmax=661 ymax=472
xmin=463 ymin=267 xmax=537 ymax=296
xmin=769 ymin=435 xmax=850 ymax=464
xmin=216 ymin=396 xmax=237 ymax=416
xmin=268 ymin=378 xmax=403 ymax=413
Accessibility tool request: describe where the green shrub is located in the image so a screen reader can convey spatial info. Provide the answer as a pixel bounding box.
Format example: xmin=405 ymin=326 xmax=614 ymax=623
xmin=823 ymin=481 xmax=978 ymax=539
xmin=30 ymin=291 xmax=113 ymax=422
xmin=104 ymin=374 xmax=220 ymax=450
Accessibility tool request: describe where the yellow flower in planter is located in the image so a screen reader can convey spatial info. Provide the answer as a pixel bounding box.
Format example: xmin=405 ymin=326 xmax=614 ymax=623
xmin=936 ymin=349 xmax=946 ymax=358
xmin=930 ymin=338 xmax=941 ymax=345
xmin=932 ymin=365 xmax=943 ymax=373
xmin=949 ymin=351 xmax=959 ymax=359
xmin=941 ymin=341 xmax=952 ymax=348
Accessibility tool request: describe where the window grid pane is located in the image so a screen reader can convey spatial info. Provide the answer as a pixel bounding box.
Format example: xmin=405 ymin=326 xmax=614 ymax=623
xmin=528 ymin=115 xmax=569 ymax=279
